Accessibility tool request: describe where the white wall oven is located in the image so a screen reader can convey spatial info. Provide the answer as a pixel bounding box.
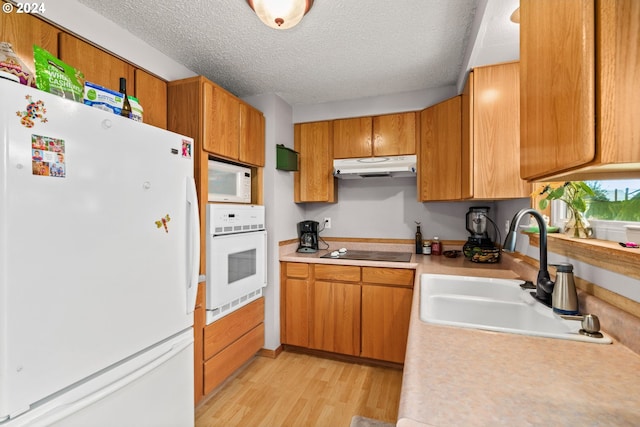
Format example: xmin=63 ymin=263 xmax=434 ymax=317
xmin=206 ymin=204 xmax=266 ymax=324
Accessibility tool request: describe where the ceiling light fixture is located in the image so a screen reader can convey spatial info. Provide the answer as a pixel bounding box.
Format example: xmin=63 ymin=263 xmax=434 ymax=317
xmin=246 ymin=0 xmax=314 ymax=30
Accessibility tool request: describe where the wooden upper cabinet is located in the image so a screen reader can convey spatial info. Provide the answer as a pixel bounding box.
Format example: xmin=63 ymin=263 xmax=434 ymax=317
xmin=193 ymin=79 xmax=264 ymax=166
xmin=373 ymin=112 xmax=417 ymax=156
xmin=294 ymin=121 xmax=337 ymax=203
xmin=419 ymin=96 xmax=462 ymax=201
xmin=462 ymin=63 xmax=530 ymax=199
xmin=134 ymin=69 xmax=167 ymax=129
xmin=333 ymin=112 xmax=416 ymax=159
xmin=204 ymin=84 xmax=233 ymax=157
xmin=0 ymin=4 xmax=59 ymax=74
xmin=58 ymin=33 xmax=134 ymax=95
xmin=203 ymin=82 xmax=240 ymax=160
xmin=520 ymin=0 xmax=640 ymax=181
xmin=2 ymin=8 xmax=169 ymax=130
xmin=333 ymin=117 xmax=373 ymax=158
xmin=240 ymin=103 xmax=266 ymax=167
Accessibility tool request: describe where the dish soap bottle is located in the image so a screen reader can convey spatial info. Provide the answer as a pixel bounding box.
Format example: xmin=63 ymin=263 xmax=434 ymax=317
xmin=415 ymin=221 xmax=423 ymax=254
xmin=119 ymin=77 xmax=132 ymax=119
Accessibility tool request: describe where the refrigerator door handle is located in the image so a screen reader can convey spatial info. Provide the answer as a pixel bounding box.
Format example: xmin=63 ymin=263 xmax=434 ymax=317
xmin=186 ymin=176 xmax=200 ymax=314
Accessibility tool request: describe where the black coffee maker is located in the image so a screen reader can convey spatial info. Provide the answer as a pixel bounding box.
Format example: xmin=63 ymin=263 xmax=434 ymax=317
xmin=297 ymin=220 xmax=319 ymax=253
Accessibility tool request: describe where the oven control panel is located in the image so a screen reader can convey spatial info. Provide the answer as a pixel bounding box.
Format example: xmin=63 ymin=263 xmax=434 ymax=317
xmin=207 ymin=204 xmax=265 ymax=235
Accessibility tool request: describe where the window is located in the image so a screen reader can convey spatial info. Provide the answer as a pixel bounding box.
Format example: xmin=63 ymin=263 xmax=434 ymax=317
xmin=550 ymin=179 xmax=640 ymax=242
xmin=585 ymin=180 xmax=640 ymax=221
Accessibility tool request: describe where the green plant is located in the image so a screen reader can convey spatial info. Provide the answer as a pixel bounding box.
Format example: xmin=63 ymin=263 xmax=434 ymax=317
xmin=537 ymin=181 xmax=595 ymax=212
xmin=537 ymin=181 xmax=595 ymax=238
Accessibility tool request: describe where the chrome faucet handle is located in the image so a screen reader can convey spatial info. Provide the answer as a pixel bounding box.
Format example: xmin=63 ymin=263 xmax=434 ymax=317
xmin=581 ymin=314 xmax=601 ymax=334
xmin=558 ymin=313 xmax=602 ymax=334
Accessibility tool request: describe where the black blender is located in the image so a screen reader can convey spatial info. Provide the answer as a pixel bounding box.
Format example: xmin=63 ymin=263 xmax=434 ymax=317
xmin=462 ymin=206 xmax=500 ymax=262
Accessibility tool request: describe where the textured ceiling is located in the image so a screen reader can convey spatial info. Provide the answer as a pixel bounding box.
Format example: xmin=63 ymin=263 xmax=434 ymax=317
xmin=75 ymin=0 xmax=485 ymax=105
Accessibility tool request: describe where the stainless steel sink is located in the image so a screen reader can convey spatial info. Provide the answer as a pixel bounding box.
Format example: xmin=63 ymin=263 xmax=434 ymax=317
xmin=419 ymin=274 xmax=611 ymax=344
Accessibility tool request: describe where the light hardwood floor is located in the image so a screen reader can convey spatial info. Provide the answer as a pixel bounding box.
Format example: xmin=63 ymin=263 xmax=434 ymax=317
xmin=195 ymin=351 xmax=403 ymax=427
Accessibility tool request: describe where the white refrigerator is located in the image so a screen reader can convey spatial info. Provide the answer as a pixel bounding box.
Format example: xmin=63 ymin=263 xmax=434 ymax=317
xmin=0 ymin=79 xmax=200 ymax=426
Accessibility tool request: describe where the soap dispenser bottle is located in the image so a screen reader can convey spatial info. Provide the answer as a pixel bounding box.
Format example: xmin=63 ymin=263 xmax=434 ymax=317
xmin=415 ymin=221 xmax=423 ymax=254
xmin=552 ymin=263 xmax=579 ymax=315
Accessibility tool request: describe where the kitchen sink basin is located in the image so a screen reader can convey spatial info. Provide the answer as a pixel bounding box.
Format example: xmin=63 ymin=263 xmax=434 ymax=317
xmin=419 ymin=274 xmax=611 ymax=344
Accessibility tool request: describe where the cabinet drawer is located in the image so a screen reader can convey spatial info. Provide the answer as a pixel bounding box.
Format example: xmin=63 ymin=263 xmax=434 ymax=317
xmin=285 ymin=262 xmax=309 ymax=279
xmin=204 ymin=298 xmax=264 ymax=360
xmin=362 ymin=267 xmax=414 ymax=287
xmin=315 ymin=264 xmax=361 ymax=282
xmin=203 ymin=323 xmax=264 ymax=395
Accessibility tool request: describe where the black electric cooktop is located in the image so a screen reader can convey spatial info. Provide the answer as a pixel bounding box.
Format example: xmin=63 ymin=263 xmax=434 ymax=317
xmin=320 ymin=249 xmax=413 ymax=263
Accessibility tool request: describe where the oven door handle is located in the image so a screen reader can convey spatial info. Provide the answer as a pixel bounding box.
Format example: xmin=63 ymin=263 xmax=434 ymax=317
xmin=263 ymin=229 xmax=268 ymax=287
xmin=186 ymin=176 xmax=200 ymax=314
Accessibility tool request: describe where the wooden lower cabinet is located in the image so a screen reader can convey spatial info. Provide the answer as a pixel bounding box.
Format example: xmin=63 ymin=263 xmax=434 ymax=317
xmin=193 ymin=283 xmax=206 ymax=405
xmin=361 ymin=285 xmax=413 ymax=363
xmin=281 ymin=262 xmax=414 ymax=363
xmin=282 ymin=278 xmax=310 ymax=347
xmin=281 ymin=262 xmax=310 ymax=347
xmin=361 ymin=267 xmax=414 ymax=363
xmin=310 ymin=280 xmax=361 ymax=356
xmin=202 ymin=298 xmax=264 ymax=395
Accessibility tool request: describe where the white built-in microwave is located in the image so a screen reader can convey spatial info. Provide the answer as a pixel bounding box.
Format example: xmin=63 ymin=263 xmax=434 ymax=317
xmin=208 ymin=160 xmax=251 ymax=203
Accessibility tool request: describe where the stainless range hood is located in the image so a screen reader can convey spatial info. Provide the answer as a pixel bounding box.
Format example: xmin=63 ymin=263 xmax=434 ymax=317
xmin=333 ymin=155 xmax=417 ymax=179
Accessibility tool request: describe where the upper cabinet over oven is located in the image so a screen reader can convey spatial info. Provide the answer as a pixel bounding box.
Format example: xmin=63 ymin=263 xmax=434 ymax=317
xmin=168 ymin=76 xmax=265 ymax=168
xmin=519 ymin=0 xmax=640 ymax=181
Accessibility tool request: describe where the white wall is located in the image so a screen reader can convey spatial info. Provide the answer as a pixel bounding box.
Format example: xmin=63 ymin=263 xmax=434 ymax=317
xmin=495 ymin=198 xmax=530 ymax=250
xmin=303 ymin=177 xmax=498 ymax=243
xmin=293 ymin=85 xmax=457 ymax=123
xmin=242 ymin=93 xmax=304 ymax=350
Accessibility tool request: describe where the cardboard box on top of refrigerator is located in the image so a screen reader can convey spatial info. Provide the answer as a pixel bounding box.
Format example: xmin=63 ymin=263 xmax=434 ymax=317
xmin=128 ymin=96 xmax=144 ymax=122
xmin=83 ymin=81 xmax=125 ymax=115
xmin=83 ymin=81 xmax=144 ymax=122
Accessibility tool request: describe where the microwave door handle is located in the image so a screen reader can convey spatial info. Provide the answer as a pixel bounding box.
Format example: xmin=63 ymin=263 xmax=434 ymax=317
xmin=186 ymin=176 xmax=200 ymax=314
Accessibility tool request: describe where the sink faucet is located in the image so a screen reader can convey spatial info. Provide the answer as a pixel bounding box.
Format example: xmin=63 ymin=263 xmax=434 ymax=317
xmin=503 ymin=209 xmax=554 ymax=306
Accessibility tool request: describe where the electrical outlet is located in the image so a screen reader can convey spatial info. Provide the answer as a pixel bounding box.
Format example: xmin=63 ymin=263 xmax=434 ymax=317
xmin=504 ymin=220 xmax=510 ymax=234
xmin=324 ymin=217 xmax=332 ymax=229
